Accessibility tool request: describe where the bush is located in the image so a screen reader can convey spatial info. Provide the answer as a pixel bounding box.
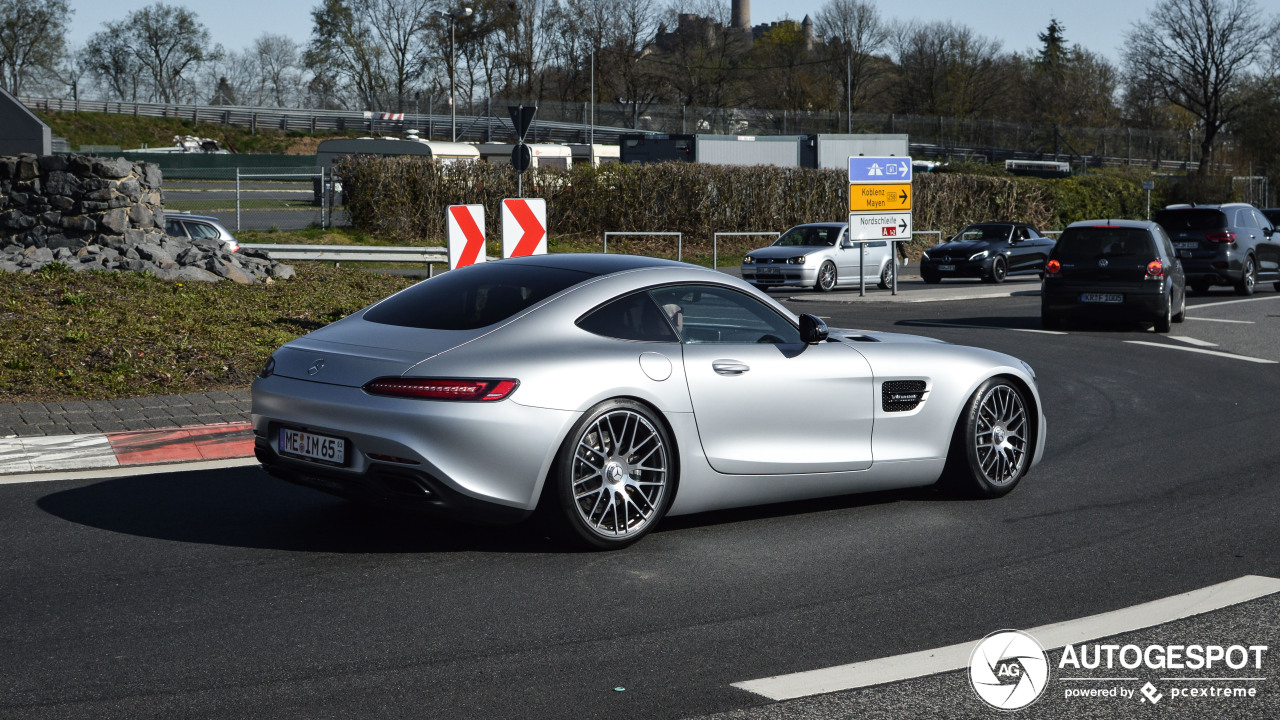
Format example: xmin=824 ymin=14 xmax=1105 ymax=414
xmin=337 ymin=157 xmax=1183 ymax=256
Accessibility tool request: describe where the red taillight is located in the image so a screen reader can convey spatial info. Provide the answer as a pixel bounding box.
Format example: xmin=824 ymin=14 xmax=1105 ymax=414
xmin=1045 ymin=259 xmax=1061 ymax=275
xmin=1146 ymin=259 xmax=1165 ymax=278
xmin=363 ymin=378 xmax=518 ymax=401
xmin=1206 ymin=231 xmax=1236 ymax=244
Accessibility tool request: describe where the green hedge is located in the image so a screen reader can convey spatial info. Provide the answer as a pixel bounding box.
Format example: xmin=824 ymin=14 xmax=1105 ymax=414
xmin=338 ymin=157 xmax=1176 ymax=254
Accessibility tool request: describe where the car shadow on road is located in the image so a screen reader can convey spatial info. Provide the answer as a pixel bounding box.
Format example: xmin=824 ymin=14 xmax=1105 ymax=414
xmin=656 ymin=484 xmax=969 ymax=534
xmin=897 ymin=316 xmax=1159 ymax=334
xmin=36 ymin=466 xmax=559 ymax=554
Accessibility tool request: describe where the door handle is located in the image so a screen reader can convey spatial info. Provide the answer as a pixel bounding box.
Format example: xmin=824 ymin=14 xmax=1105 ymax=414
xmin=712 ymin=360 xmax=750 ymax=375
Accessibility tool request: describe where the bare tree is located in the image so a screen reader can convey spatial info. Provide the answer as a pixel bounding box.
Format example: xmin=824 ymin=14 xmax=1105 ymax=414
xmin=814 ymin=0 xmax=888 ymax=116
xmin=891 ymin=20 xmax=1007 ymax=118
xmin=87 ymin=3 xmax=222 ymax=103
xmin=1124 ymin=0 xmax=1280 ymax=173
xmin=0 ymin=0 xmax=71 ymax=96
xmin=84 ymin=29 xmax=142 ymax=101
xmin=306 ymin=0 xmax=390 ymax=110
xmin=254 ymin=34 xmax=305 ymax=107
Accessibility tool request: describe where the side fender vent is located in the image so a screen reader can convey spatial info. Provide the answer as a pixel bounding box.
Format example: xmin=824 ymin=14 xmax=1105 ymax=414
xmin=882 ymin=380 xmax=927 ymax=412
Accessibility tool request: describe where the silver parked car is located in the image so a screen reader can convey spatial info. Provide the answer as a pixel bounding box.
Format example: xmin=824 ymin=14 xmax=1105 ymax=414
xmin=252 ymin=254 xmax=1046 ymax=549
xmin=164 ymin=213 xmax=240 ymax=252
xmin=741 ymin=222 xmax=894 ymax=292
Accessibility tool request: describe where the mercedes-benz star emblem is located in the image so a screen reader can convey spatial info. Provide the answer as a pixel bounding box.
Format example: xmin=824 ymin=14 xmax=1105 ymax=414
xmin=307 ymin=359 xmax=325 ymax=376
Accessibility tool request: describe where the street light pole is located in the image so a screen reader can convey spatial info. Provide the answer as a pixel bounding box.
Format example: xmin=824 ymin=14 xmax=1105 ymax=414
xmin=435 ymin=7 xmax=473 ymax=143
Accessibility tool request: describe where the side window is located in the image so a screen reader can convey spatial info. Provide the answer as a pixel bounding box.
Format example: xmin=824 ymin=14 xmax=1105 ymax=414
xmin=1018 ymin=227 xmax=1032 ymax=240
xmin=647 ymin=285 xmax=801 ymax=345
xmin=1251 ymin=210 xmax=1273 ymax=233
xmin=1236 ymin=209 xmax=1259 ymax=229
xmin=576 ymin=292 xmax=678 ymax=342
xmin=188 ymin=222 xmax=221 ymax=239
xmin=165 ymin=219 xmax=187 ymax=237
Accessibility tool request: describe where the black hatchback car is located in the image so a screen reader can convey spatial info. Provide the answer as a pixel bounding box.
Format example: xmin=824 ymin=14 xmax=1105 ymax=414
xmin=1153 ymin=203 xmax=1279 ymax=295
xmin=1041 ymin=219 xmax=1186 ymax=332
xmin=920 ymin=222 xmax=1055 ymax=283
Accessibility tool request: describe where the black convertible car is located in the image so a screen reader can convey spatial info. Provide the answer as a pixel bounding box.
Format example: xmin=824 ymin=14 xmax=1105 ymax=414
xmin=920 ymin=222 xmax=1056 ymax=283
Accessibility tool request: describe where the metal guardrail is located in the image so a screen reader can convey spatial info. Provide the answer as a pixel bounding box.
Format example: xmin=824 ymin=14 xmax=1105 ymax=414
xmin=242 ymin=244 xmax=447 ymax=274
xmin=21 ymin=96 xmax=645 ymax=145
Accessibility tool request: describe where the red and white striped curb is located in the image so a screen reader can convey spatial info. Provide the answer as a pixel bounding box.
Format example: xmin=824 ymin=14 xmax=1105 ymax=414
xmin=0 ymin=422 xmax=254 ymax=475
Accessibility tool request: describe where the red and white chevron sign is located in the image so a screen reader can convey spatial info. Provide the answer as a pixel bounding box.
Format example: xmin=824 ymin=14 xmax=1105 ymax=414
xmin=379 ymin=113 xmax=405 ymax=121
xmin=446 ymin=204 xmax=486 ymax=269
xmin=501 ymin=198 xmax=547 ymax=258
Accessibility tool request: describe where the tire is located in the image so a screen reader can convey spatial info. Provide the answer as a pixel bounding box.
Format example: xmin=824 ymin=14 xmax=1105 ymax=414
xmin=1171 ymin=288 xmax=1186 ymax=323
xmin=539 ymin=399 xmax=676 ymax=550
xmin=877 ymin=262 xmax=893 ymax=290
xmin=985 ymin=256 xmax=1007 ymax=284
xmin=940 ymin=378 xmax=1032 ymax=498
xmin=1154 ymin=296 xmax=1172 ymax=333
xmin=921 ymin=269 xmax=941 ymax=284
xmin=815 ymin=261 xmax=837 ymax=292
xmin=1235 ymin=255 xmax=1256 ymax=296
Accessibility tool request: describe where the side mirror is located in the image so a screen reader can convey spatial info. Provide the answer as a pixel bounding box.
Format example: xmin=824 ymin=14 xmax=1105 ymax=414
xmin=841 ymin=239 xmax=856 ymax=249
xmin=800 ymin=314 xmax=829 ymax=344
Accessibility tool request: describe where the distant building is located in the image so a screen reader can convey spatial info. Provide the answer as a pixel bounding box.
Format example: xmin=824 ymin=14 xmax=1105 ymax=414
xmin=652 ymin=5 xmax=818 ymax=51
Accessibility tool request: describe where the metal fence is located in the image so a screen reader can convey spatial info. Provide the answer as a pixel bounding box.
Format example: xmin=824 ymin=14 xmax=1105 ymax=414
xmin=163 ymin=167 xmax=332 ymax=233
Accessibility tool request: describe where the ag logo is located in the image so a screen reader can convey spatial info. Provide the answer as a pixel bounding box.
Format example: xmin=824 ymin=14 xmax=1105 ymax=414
xmin=969 ymin=630 xmax=1050 ymax=710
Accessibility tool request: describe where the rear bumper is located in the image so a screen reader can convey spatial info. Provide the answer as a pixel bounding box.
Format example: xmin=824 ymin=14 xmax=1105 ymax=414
xmin=251 ymin=374 xmax=577 ymax=521
xmin=1181 ymin=256 xmax=1242 ymax=285
xmin=1042 ymin=284 xmax=1167 ymax=319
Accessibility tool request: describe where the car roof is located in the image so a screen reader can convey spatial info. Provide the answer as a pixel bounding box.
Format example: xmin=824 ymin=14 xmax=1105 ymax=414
xmin=498 ymin=253 xmax=694 ymax=276
xmin=787 ymin=222 xmax=846 ymax=230
xmin=171 ymin=214 xmax=223 ymax=223
xmin=1066 ymin=219 xmax=1156 ymax=230
xmin=1161 ymin=203 xmax=1253 ymax=210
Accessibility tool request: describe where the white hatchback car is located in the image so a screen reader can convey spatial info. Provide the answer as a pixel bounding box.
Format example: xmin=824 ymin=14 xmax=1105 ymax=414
xmin=741 ymin=222 xmax=894 ymax=292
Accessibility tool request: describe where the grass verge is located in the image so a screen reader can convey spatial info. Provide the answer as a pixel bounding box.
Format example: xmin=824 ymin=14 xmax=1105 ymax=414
xmin=0 ymin=264 xmax=415 ymax=402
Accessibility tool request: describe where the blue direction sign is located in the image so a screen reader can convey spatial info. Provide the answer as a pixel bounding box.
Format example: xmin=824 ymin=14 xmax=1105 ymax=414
xmin=849 ymin=156 xmax=912 ymax=184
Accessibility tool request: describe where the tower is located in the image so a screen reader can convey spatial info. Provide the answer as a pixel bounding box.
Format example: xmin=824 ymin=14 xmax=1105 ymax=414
xmin=731 ymin=0 xmax=750 ymax=29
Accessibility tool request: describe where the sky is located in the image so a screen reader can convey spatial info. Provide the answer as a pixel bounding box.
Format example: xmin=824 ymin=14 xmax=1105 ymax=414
xmin=64 ymin=0 xmax=1148 ymax=65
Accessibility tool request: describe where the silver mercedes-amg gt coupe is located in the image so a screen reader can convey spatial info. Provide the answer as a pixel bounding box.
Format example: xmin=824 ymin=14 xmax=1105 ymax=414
xmin=252 ymin=254 xmax=1046 ymax=549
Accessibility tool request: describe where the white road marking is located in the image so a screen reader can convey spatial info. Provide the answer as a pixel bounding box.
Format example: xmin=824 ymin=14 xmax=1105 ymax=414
xmin=1191 ymin=294 xmax=1280 ymax=310
xmin=0 ymin=457 xmax=259 ymax=485
xmin=733 ymin=575 xmax=1280 ymax=701
xmin=898 ymin=320 xmax=1067 ymax=336
xmin=1125 ymin=340 xmax=1277 ymax=364
xmin=0 ymin=434 xmax=118 ymax=475
xmin=1169 ymin=335 xmax=1218 ymax=347
xmin=1185 ymin=316 xmax=1254 ymax=324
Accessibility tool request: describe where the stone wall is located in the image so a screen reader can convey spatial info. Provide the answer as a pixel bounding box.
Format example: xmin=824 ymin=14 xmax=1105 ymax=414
xmin=0 ymin=153 xmax=291 ymax=283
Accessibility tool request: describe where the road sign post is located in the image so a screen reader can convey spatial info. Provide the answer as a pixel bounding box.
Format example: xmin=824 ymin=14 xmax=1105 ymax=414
xmin=849 ymin=155 xmax=913 ymax=296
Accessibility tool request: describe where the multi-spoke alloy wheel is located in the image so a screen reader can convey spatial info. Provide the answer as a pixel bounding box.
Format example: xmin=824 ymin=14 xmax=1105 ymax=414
xmin=545 ymin=399 xmax=675 ymax=549
xmin=943 ymin=378 xmax=1032 ymax=498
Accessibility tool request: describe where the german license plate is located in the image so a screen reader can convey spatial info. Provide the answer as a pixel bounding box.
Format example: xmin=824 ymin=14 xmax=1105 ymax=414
xmin=1173 ymin=242 xmax=1198 ymax=250
xmin=759 ymin=266 xmax=780 ymax=274
xmin=1081 ymin=293 xmax=1123 ymax=304
xmin=937 ymin=264 xmax=955 ymax=271
xmin=279 ymin=427 xmax=347 ymax=465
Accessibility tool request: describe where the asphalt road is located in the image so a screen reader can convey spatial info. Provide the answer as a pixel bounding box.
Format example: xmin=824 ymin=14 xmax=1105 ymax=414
xmin=2 ymin=288 xmax=1279 ymax=719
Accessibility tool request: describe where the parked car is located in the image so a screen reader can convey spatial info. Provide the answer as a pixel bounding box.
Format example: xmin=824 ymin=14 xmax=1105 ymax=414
xmin=920 ymin=222 xmax=1055 ymax=283
xmin=164 ymin=213 xmax=240 ymax=252
xmin=1041 ymin=219 xmax=1186 ymax=332
xmin=1153 ymin=203 xmax=1280 ymax=295
xmin=740 ymin=222 xmax=894 ymax=292
xmin=252 ymin=254 xmax=1046 ymax=549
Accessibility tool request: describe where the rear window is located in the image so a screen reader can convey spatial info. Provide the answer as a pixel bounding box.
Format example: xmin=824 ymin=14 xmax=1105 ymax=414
xmin=1053 ymin=227 xmax=1155 ymax=261
xmin=364 ymin=263 xmax=593 ymax=330
xmin=1154 ymin=209 xmax=1227 ymax=232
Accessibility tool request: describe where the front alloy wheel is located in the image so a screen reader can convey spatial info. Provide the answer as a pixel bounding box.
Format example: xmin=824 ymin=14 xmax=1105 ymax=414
xmin=986 ymin=256 xmax=1007 ymax=284
xmin=942 ymin=378 xmax=1031 ymax=498
xmin=815 ymin=261 xmax=837 ymax=292
xmin=544 ymin=399 xmax=675 ymax=549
